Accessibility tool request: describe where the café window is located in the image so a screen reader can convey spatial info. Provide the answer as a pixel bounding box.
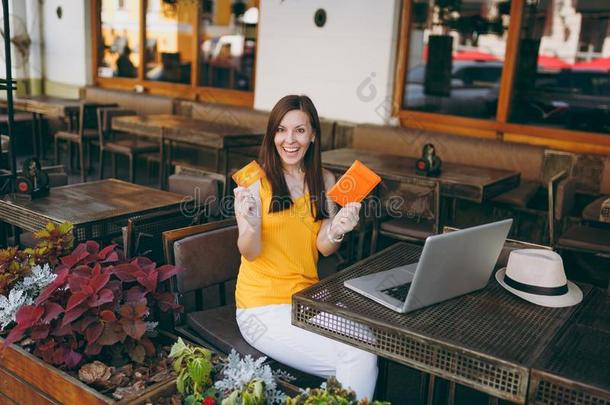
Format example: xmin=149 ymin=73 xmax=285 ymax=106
xmin=508 ymin=0 xmax=610 ymax=134
xmin=93 ymin=0 xmax=259 ymax=105
xmin=144 ymin=0 xmax=194 ymax=84
xmin=97 ymin=0 xmax=141 ymax=79
xmin=402 ymin=0 xmax=512 ymax=120
xmin=198 ymin=0 xmax=258 ymax=91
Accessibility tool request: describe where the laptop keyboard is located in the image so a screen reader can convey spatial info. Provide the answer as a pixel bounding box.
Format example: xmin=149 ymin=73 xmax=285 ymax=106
xmin=381 ymin=282 xmax=412 ymax=302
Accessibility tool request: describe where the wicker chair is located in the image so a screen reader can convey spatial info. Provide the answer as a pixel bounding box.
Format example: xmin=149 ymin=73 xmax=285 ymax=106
xmin=168 ymin=166 xmax=226 ymax=219
xmin=372 ymin=177 xmax=440 ymax=252
xmin=162 ymin=219 xmax=261 ymax=355
xmin=124 ymin=205 xmax=201 ymax=263
xmin=492 ymin=150 xmax=576 ymax=237
xmin=549 ymin=172 xmax=610 ymax=255
xmin=162 ymin=219 xmax=324 ymax=389
xmin=548 ymin=172 xmax=610 ymax=291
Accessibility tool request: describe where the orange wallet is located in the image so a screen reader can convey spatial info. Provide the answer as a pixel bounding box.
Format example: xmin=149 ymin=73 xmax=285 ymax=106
xmin=327 ymin=160 xmax=381 ymax=206
xmin=232 ymin=160 xmax=265 ymax=188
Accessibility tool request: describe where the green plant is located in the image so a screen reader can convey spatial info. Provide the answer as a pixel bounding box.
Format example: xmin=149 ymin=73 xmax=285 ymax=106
xmin=25 ymin=222 xmax=74 ymax=266
xmin=169 ymin=337 xmax=215 ymax=403
xmin=221 ymin=378 xmax=265 ymax=405
xmin=0 ymin=246 xmax=29 ymax=296
xmin=214 ymin=350 xmax=291 ymax=404
xmin=0 ymin=222 xmax=74 ymax=297
xmin=285 ymin=377 xmax=391 ymax=405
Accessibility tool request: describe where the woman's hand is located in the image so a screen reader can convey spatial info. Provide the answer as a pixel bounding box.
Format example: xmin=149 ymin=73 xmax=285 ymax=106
xmin=234 ymin=186 xmax=261 ymax=230
xmin=328 ymin=202 xmax=361 ymax=240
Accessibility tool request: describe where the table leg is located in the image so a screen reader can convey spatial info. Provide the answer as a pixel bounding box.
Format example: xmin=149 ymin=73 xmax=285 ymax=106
xmin=375 ymin=357 xmax=390 ymax=400
xmin=31 ymin=113 xmax=39 ymax=159
xmin=221 ymin=148 xmax=230 ymax=200
xmin=159 ymin=137 xmax=166 ymax=190
xmin=426 ymin=374 xmax=436 ymax=405
xmin=447 ymin=381 xmax=456 ymax=405
xmin=439 ymin=197 xmax=457 ymax=229
xmin=0 ymin=221 xmax=7 ymax=247
xmin=13 ymin=225 xmax=20 ymax=247
xmin=487 ymin=397 xmax=499 ymax=405
xmin=37 ymin=113 xmax=45 ymax=161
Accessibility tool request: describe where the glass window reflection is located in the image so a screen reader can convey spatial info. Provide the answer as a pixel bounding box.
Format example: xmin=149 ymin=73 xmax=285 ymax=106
xmin=403 ymin=0 xmax=511 ymax=119
xmin=509 ymin=0 xmax=610 ymax=134
xmin=198 ymin=0 xmax=258 ymax=91
xmin=98 ymin=0 xmax=140 ymax=79
xmin=145 ymin=0 xmax=194 ymax=84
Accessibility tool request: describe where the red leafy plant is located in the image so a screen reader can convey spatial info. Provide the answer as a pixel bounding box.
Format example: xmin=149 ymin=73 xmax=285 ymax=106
xmin=1 ymin=240 xmax=182 ymax=369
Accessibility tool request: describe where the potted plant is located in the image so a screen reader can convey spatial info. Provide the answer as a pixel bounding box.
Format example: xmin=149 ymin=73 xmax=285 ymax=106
xmin=169 ymin=337 xmax=218 ymax=404
xmin=0 ymin=222 xmax=183 ymax=404
xmin=0 ymin=222 xmax=74 ymax=332
xmin=213 ymin=349 xmax=292 ymax=405
xmin=161 ymin=341 xmax=295 ymax=404
xmin=285 ymin=377 xmax=391 ymax=405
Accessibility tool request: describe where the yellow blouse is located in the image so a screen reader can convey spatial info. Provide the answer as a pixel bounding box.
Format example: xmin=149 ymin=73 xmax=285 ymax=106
xmin=235 ymin=177 xmax=321 ymax=308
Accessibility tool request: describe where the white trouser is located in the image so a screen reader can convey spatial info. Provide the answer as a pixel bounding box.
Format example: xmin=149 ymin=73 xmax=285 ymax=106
xmin=236 ymin=304 xmax=378 ymax=400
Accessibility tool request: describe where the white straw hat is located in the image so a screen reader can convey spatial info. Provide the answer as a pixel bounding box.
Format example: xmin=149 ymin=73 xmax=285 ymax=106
xmin=495 ymin=249 xmax=582 ymax=307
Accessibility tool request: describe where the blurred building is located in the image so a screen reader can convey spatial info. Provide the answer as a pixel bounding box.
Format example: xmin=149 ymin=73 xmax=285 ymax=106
xmin=0 ymin=0 xmax=609 ymax=154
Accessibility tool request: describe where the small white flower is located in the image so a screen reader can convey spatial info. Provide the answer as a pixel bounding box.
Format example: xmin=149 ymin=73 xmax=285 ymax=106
xmin=214 ymin=349 xmax=292 ymax=404
xmin=0 ymin=263 xmax=56 ymax=331
xmin=0 ymin=289 xmax=27 ymax=330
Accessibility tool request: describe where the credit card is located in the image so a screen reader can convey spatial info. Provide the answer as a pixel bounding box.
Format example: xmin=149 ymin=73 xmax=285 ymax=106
xmin=232 ymin=160 xmax=265 ymax=188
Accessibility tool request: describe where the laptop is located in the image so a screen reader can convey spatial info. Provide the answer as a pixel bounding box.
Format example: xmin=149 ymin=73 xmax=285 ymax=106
xmin=344 ymin=219 xmax=513 ymax=313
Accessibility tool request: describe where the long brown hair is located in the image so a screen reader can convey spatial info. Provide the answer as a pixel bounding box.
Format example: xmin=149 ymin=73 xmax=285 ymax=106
xmin=259 ymin=95 xmax=328 ymax=221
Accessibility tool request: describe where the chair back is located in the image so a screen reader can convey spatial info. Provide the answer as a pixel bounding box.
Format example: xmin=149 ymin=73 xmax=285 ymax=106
xmin=97 ymin=107 xmax=137 ymax=148
xmin=547 ymin=170 xmax=575 ymax=246
xmin=169 ymin=167 xmax=226 ymax=218
xmin=79 ymin=103 xmax=99 ymax=135
xmin=125 ymin=205 xmax=200 ymax=263
xmin=163 ymin=219 xmax=239 ymax=296
xmin=541 ymin=150 xmax=576 ymax=186
xmin=319 ymin=119 xmax=335 ymax=151
xmin=46 ymin=166 xmax=68 ymax=187
xmin=380 ymin=176 xmax=440 ymax=233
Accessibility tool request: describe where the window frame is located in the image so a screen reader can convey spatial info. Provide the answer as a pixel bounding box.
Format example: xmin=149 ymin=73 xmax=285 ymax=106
xmin=392 ymin=0 xmax=610 ymax=155
xmin=91 ymin=0 xmax=257 ymax=107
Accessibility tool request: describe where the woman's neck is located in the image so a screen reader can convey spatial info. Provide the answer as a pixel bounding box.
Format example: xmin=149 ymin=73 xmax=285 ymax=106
xmin=282 ymin=163 xmax=304 ymax=177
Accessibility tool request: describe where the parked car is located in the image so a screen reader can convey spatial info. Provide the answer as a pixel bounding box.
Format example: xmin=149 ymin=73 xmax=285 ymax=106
xmin=511 ymin=69 xmax=610 ymax=132
xmin=403 ymin=60 xmax=502 ymax=119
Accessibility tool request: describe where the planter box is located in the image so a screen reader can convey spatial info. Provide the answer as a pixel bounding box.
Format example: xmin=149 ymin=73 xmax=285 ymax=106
xmin=0 ymin=334 xmax=176 ymax=405
xmin=127 ymin=379 xmax=303 ymax=404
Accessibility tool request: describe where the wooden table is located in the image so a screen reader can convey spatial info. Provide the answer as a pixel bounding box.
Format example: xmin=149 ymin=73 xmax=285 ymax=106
xmin=112 ymin=114 xmax=264 ymax=191
xmin=0 ymin=178 xmax=184 ymax=243
xmin=292 ymin=243 xmax=595 ymax=403
xmin=0 ymin=96 xmax=82 ymax=159
xmin=322 ymin=148 xmax=521 ymax=203
xmin=0 ymin=95 xmax=81 ymax=118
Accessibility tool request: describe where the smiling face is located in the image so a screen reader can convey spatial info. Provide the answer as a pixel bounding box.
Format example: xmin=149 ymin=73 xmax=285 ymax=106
xmin=274 ymin=109 xmax=315 ymax=170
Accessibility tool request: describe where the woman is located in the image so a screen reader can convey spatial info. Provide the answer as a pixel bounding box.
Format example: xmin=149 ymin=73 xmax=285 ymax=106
xmin=233 ymin=95 xmax=378 ymax=399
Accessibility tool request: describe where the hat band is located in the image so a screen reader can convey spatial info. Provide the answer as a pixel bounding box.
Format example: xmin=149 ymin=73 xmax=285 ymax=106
xmin=504 ymin=274 xmax=568 ymax=296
